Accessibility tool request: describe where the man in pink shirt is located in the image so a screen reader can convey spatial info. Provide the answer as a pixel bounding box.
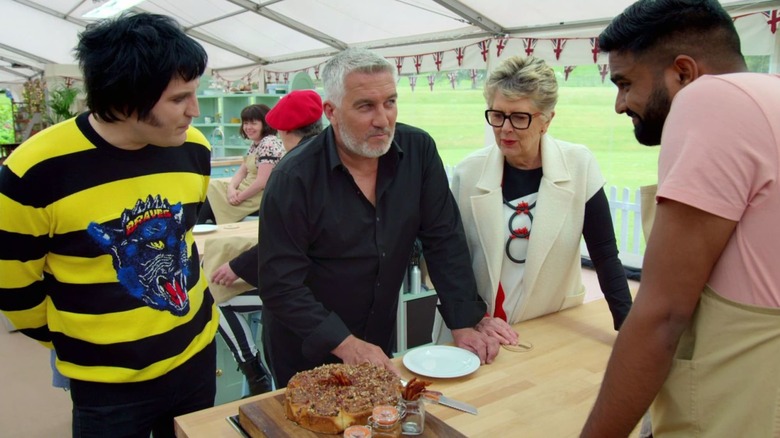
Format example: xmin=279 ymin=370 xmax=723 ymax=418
xmin=581 ymin=0 xmax=780 ymax=436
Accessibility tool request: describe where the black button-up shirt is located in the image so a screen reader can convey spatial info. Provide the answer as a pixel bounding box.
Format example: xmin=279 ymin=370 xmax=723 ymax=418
xmin=257 ymin=123 xmax=485 ymax=377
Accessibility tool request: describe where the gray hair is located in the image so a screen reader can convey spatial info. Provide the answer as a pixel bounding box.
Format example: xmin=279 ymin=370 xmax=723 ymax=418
xmin=291 ymin=119 xmax=324 ymax=138
xmin=322 ymin=48 xmax=397 ymax=106
xmin=484 ymin=56 xmax=558 ymax=114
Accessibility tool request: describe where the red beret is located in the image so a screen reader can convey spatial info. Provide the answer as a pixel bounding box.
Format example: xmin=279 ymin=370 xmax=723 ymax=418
xmin=266 ymin=90 xmax=323 ymax=131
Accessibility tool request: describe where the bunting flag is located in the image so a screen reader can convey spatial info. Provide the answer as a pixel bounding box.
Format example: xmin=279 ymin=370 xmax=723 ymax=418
xmin=470 ymin=69 xmax=478 ymax=88
xmin=265 ymin=72 xmax=272 ymax=83
xmin=522 ymin=38 xmax=537 ymax=57
xmin=409 ymin=75 xmax=417 ymax=92
xmin=427 ymin=74 xmax=436 ymax=91
xmin=454 ymin=47 xmax=466 ymax=66
xmin=314 ymin=65 xmax=320 ymax=80
xmin=598 ymin=64 xmax=609 ymax=83
xmin=283 ymin=72 xmax=289 ymax=83
xmin=448 ymin=72 xmax=457 ymax=89
xmin=274 ymin=72 xmax=280 ymax=83
xmin=495 ymin=37 xmax=508 ymax=57
xmin=590 ymin=38 xmax=600 ymax=63
xmin=413 ymin=55 xmax=423 ymax=74
xmin=433 ymin=52 xmax=444 ymax=71
xmin=551 ymin=38 xmax=568 ymax=60
xmin=564 ymin=65 xmax=576 ymax=81
xmin=478 ymin=39 xmax=491 ymax=62
xmin=763 ymin=10 xmax=779 ymax=33
xmin=395 ymin=57 xmax=405 ymax=75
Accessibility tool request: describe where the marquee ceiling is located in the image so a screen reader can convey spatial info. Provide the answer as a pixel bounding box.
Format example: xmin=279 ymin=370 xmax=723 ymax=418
xmin=1 ymin=0 xmax=779 ymax=86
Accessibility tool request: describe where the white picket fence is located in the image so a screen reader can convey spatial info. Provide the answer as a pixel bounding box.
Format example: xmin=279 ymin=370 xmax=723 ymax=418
xmin=444 ymin=165 xmax=645 ymax=269
xmin=601 ymin=186 xmax=644 ymax=269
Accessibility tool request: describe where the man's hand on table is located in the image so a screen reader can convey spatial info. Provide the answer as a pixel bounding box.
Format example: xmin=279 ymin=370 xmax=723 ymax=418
xmin=475 ymin=316 xmax=519 ymax=346
xmin=210 ymin=262 xmax=239 ymax=286
xmin=451 ymin=327 xmax=500 ymax=364
xmin=332 ymin=335 xmax=401 ymax=377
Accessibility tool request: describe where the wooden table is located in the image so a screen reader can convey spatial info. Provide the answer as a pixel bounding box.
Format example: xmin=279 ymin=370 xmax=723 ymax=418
xmin=174 ymin=298 xmax=640 ymax=438
xmin=193 ymin=221 xmax=258 ymax=256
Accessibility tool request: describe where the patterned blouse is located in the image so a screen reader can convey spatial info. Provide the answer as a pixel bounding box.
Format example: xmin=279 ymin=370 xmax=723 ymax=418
xmin=248 ymin=134 xmax=284 ymax=167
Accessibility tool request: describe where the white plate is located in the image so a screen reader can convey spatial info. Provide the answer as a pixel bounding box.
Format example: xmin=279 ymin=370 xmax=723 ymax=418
xmin=192 ymin=224 xmax=218 ymax=234
xmin=402 ymin=345 xmax=480 ymax=378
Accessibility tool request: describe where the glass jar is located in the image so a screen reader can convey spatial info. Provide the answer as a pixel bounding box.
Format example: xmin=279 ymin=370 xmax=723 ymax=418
xmin=368 ymin=405 xmax=402 ymax=438
xmin=344 ymin=424 xmax=372 ymax=438
xmin=400 ymin=398 xmax=425 ymax=435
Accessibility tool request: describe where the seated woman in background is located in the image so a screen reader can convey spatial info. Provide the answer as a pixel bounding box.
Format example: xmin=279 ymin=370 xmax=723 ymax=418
xmin=206 ymin=90 xmax=323 ymax=396
xmin=198 ymin=104 xmax=284 ymax=224
xmin=435 ymin=56 xmax=632 ymax=344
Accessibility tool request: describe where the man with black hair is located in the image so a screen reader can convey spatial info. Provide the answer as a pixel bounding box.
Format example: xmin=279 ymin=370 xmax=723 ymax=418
xmin=0 ymin=13 xmax=218 ymax=438
xmin=581 ymin=0 xmax=780 ymax=436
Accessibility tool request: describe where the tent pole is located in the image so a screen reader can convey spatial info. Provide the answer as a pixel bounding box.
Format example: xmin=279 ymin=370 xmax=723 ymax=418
xmin=770 ymin=31 xmax=780 ymax=73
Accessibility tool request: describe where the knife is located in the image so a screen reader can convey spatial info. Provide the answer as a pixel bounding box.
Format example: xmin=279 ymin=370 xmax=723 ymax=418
xmin=422 ymin=390 xmax=479 ymax=415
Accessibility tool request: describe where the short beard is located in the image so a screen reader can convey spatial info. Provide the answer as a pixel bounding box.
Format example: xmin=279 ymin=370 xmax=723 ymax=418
xmin=632 ymin=83 xmax=671 ymax=146
xmin=337 ymin=122 xmax=393 ymax=158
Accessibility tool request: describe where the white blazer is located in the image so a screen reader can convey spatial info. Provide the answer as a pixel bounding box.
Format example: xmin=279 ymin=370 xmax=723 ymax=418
xmin=434 ymin=135 xmax=604 ymax=342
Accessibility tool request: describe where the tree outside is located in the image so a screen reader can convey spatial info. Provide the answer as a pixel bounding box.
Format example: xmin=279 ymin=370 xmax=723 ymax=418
xmin=0 ymin=92 xmax=13 ymax=144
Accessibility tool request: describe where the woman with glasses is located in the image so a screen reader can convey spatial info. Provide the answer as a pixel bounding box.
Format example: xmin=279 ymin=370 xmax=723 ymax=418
xmin=435 ymin=56 xmax=632 ymax=344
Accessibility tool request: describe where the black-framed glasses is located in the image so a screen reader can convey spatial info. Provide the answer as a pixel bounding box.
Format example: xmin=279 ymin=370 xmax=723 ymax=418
xmin=484 ymin=110 xmax=542 ymax=130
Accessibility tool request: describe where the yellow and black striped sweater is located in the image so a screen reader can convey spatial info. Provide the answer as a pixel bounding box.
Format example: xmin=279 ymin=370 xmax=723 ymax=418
xmin=0 ymin=113 xmax=218 ymax=383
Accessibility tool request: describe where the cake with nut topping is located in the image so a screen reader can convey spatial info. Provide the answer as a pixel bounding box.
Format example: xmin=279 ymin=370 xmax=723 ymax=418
xmin=284 ymin=363 xmax=402 ymax=434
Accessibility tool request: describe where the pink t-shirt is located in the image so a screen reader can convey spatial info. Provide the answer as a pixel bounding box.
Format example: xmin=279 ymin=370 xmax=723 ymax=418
xmin=657 ymin=73 xmax=780 ymax=307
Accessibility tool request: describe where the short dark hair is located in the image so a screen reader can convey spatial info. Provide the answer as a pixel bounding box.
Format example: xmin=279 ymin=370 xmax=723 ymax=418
xmin=75 ymin=12 xmax=207 ymax=123
xmin=599 ymin=0 xmax=745 ymax=70
xmin=240 ymin=104 xmax=277 ymax=139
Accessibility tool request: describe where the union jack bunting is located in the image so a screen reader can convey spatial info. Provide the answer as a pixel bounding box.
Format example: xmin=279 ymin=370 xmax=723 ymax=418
xmin=496 ymin=37 xmax=508 ymax=57
xmin=314 ymin=65 xmax=320 ymax=80
xmin=427 ymin=74 xmax=436 ymax=91
xmin=433 ymin=52 xmax=444 ymax=71
xmin=454 ymin=47 xmax=466 ymax=66
xmin=478 ymin=39 xmax=491 ymax=62
xmin=763 ymin=10 xmax=779 ymax=33
xmin=395 ymin=57 xmax=405 ymax=75
xmin=266 ymin=72 xmax=272 ymax=83
xmin=283 ymin=72 xmax=289 ymax=83
xmin=414 ymin=55 xmax=423 ymax=74
xmin=409 ymin=75 xmax=418 ymax=92
xmin=448 ymin=72 xmax=457 ymax=89
xmin=274 ymin=72 xmax=280 ymax=83
xmin=470 ymin=69 xmax=478 ymax=87
xmin=551 ymin=38 xmax=568 ymax=60
xmin=590 ymin=38 xmax=600 ymax=63
xmin=564 ymin=65 xmax=576 ymax=81
xmin=523 ymin=38 xmax=537 ymax=57
xmin=598 ymin=64 xmax=609 ymax=84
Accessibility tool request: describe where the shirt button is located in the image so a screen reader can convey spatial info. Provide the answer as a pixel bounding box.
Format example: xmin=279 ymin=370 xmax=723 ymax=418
xmin=382 ymin=252 xmax=386 ymax=257
xmin=376 ymin=217 xmax=380 ymax=222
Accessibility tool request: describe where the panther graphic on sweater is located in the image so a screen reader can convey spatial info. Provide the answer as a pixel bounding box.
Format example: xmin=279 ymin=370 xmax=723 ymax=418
xmin=88 ymin=195 xmax=190 ymax=316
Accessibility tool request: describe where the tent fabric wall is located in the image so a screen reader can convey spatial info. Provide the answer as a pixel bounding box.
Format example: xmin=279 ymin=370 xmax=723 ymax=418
xmin=1 ymin=0 xmax=779 ymax=88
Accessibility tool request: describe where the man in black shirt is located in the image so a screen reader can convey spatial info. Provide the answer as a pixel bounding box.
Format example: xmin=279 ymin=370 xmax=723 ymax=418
xmin=257 ymin=48 xmax=500 ymax=386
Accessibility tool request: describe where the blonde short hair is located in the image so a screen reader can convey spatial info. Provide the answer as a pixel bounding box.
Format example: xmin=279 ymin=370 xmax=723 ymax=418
xmin=484 ymin=56 xmax=558 ymax=114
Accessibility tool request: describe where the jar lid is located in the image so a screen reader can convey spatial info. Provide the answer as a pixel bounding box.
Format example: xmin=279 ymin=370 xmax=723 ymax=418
xmin=343 ymin=424 xmax=372 ymax=438
xmin=372 ymin=405 xmax=400 ymax=425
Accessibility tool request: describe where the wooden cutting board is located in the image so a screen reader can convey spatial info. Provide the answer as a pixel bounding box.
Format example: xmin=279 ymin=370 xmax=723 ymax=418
xmin=238 ymin=394 xmax=466 ymax=437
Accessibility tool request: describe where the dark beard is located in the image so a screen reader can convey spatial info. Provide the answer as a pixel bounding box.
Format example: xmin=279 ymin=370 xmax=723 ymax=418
xmin=632 ymin=84 xmax=671 ymax=146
